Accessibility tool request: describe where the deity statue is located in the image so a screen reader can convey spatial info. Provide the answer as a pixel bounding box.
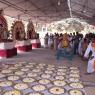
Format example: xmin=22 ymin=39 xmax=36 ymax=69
xmin=15 ymin=27 xmax=20 ymax=40
xmin=28 ymin=30 xmax=32 ymax=39
xmin=3 ymin=29 xmax=8 ymax=40
xmin=11 ymin=21 xmax=25 ymax=41
xmin=19 ymin=27 xmax=25 ymax=40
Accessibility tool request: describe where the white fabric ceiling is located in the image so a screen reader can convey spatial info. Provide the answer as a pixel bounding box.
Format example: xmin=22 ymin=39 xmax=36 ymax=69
xmin=0 ymin=0 xmax=95 ymax=24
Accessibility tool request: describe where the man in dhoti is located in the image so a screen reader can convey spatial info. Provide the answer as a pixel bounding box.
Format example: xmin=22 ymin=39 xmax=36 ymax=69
xmin=84 ymin=34 xmax=95 ymax=74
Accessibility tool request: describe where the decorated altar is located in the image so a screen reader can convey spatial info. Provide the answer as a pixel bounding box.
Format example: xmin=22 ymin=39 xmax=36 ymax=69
xmin=0 ymin=10 xmax=17 ymax=59
xmin=11 ymin=20 xmax=31 ymax=53
xmin=27 ymin=21 xmax=41 ymax=49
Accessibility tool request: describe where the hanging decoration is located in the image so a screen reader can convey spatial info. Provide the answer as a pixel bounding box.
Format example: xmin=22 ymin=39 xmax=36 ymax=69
xmin=65 ymin=20 xmax=84 ymax=32
xmin=46 ymin=18 xmax=86 ymax=33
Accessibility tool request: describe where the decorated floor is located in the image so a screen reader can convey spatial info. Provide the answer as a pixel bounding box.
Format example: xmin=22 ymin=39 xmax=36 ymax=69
xmin=0 ymin=62 xmax=85 ymax=95
xmin=0 ymin=48 xmax=95 ymax=95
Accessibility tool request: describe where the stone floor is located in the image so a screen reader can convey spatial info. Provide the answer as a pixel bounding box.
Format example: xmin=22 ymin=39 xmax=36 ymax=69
xmin=0 ymin=48 xmax=95 ymax=95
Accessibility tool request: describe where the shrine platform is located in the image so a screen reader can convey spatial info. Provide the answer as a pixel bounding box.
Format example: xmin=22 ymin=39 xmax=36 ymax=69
xmin=31 ymin=39 xmax=41 ymax=49
xmin=15 ymin=40 xmax=32 ymax=53
xmin=0 ymin=41 xmax=17 ymax=59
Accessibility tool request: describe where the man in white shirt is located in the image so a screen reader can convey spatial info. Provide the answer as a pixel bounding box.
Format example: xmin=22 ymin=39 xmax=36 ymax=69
xmin=84 ymin=34 xmax=95 ymax=74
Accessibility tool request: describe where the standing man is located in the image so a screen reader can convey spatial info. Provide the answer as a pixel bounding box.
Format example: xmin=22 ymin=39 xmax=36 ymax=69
xmin=84 ymin=34 xmax=95 ymax=74
xmin=44 ymin=33 xmax=49 ymax=48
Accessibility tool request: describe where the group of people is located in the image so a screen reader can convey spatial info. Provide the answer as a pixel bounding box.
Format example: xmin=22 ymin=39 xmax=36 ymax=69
xmin=44 ymin=32 xmax=95 ymax=74
xmin=44 ymin=32 xmax=82 ymax=52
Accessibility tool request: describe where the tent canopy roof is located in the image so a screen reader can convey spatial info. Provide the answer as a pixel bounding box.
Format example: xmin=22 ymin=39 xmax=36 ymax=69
xmin=0 ymin=0 xmax=95 ymax=24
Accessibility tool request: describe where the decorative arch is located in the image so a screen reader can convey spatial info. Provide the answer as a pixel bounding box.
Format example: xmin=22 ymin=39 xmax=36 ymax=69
xmin=27 ymin=21 xmax=36 ymax=39
xmin=0 ymin=15 xmax=8 ymax=41
xmin=11 ymin=21 xmax=25 ymax=40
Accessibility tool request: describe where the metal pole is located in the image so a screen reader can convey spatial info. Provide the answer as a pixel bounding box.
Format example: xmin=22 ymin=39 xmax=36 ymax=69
xmin=67 ymin=0 xmax=72 ymax=18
